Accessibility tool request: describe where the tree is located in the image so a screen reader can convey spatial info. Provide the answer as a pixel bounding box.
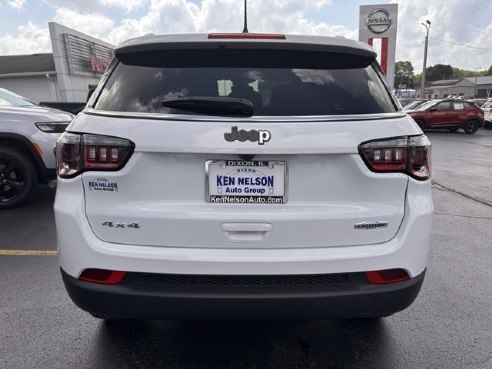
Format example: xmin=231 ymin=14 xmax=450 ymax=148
xmin=394 ymin=61 xmax=415 ymax=88
xmin=403 ymin=63 xmax=488 ymax=86
xmin=426 ymin=64 xmax=453 ymax=81
xmin=452 ymin=67 xmax=469 ymax=79
xmin=452 ymin=67 xmax=488 ymax=79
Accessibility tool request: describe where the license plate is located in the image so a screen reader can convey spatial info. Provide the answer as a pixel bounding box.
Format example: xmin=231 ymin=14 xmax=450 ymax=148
xmin=206 ymin=160 xmax=287 ymax=204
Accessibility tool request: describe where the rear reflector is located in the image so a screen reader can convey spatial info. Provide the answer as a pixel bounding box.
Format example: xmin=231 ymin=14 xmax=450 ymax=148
xmin=32 ymin=143 xmax=43 ymax=156
xmin=366 ymin=269 xmax=410 ymax=284
xmin=79 ymin=269 xmax=126 ymax=285
xmin=208 ymin=33 xmax=286 ymax=40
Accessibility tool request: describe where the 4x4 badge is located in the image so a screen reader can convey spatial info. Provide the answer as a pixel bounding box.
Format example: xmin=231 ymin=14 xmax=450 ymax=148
xmin=224 ymin=126 xmax=271 ymax=145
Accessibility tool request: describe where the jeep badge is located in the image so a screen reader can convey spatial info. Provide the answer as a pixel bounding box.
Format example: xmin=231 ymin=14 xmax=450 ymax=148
xmin=224 ymin=126 xmax=271 ymax=145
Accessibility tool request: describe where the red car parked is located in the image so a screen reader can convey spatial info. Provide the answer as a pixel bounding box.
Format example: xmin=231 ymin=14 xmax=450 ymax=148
xmin=407 ymin=99 xmax=484 ymax=134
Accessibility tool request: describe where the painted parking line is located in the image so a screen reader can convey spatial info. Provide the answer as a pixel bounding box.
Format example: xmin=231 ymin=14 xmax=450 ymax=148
xmin=0 ymin=249 xmax=58 ymax=256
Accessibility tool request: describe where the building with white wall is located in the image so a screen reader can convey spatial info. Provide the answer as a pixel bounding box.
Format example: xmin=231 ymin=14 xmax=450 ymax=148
xmin=0 ymin=22 xmax=113 ymax=104
xmin=464 ymin=76 xmax=492 ymax=98
xmin=419 ymin=77 xmax=492 ymax=99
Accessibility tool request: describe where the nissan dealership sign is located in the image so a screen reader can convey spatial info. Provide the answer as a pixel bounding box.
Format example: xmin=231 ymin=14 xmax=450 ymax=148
xmin=359 ymin=4 xmax=398 ymax=89
xmin=64 ymin=33 xmax=112 ymax=77
xmin=365 ymin=8 xmax=392 ymax=34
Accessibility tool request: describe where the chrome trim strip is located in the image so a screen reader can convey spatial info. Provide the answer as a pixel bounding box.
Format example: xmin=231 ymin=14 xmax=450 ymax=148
xmin=83 ymin=108 xmax=406 ymax=123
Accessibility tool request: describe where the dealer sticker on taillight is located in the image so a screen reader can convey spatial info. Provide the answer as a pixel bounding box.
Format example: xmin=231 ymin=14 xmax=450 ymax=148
xmin=206 ymin=160 xmax=287 ymax=204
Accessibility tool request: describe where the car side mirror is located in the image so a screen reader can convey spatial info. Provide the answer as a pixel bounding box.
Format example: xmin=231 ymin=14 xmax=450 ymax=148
xmin=429 ymin=108 xmax=437 ymax=112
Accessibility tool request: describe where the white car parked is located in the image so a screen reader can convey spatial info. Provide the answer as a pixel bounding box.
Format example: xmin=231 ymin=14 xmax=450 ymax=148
xmin=0 ymin=88 xmax=73 ymax=209
xmin=55 ymin=33 xmax=433 ymax=320
xmin=481 ymin=100 xmax=492 ymax=128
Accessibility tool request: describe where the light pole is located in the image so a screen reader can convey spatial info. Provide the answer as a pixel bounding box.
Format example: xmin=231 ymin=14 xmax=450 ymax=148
xmin=420 ymin=20 xmax=431 ymax=99
xmin=473 ymin=66 xmax=481 ymax=98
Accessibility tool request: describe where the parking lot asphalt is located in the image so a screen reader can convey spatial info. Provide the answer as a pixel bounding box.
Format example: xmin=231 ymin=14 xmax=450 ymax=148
xmin=1 ymin=130 xmax=491 ymax=369
xmin=0 ymin=185 xmax=56 ymax=251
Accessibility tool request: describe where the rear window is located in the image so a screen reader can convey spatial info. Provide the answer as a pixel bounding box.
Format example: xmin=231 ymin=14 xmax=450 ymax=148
xmin=94 ymin=51 xmax=396 ymax=116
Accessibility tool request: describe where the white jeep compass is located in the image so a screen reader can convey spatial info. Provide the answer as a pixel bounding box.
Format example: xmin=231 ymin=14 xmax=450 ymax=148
xmin=55 ymin=33 xmax=433 ymax=320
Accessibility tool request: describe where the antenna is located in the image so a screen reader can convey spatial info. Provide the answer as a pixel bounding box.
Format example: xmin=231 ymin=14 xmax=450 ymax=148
xmin=242 ymin=0 xmax=249 ymax=33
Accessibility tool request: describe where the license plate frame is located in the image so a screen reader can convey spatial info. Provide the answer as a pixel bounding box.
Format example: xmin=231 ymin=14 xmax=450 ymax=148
xmin=205 ymin=160 xmax=288 ymax=204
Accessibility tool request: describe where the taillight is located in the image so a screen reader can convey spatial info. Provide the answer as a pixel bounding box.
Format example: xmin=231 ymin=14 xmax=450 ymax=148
xmin=358 ymin=135 xmax=431 ymax=180
xmin=35 ymin=121 xmax=71 ymax=133
xmin=56 ymin=133 xmax=134 ymax=178
xmin=57 ymin=133 xmax=81 ymax=178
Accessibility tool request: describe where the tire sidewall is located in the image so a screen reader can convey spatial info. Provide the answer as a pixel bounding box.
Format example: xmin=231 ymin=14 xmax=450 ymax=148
xmin=415 ymin=119 xmax=426 ymax=130
xmin=0 ymin=147 xmax=37 ymax=209
xmin=464 ymin=120 xmax=479 ymax=134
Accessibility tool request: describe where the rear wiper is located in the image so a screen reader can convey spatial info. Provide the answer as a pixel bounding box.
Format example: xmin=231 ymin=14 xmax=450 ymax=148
xmin=161 ymin=96 xmax=253 ymax=117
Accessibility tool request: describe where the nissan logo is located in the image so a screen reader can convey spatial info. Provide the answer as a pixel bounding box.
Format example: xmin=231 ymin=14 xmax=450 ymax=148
xmin=365 ymin=8 xmax=392 ymax=34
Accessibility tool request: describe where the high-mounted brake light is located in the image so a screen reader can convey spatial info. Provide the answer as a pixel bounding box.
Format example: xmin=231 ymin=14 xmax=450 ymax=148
xmin=208 ymin=33 xmax=286 ymax=40
xmin=79 ymin=269 xmax=126 ymax=285
xmin=56 ymin=133 xmax=134 ymax=178
xmin=358 ymin=135 xmax=431 ymax=180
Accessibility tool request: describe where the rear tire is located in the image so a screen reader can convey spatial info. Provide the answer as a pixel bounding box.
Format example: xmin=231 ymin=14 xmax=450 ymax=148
xmin=415 ymin=119 xmax=426 ymax=130
xmin=464 ymin=120 xmax=480 ymax=134
xmin=0 ymin=147 xmax=37 ymax=209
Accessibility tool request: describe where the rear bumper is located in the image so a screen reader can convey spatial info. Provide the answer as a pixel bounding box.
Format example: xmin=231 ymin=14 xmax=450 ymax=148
xmin=55 ymin=178 xmax=433 ymax=279
xmin=61 ymin=269 xmax=425 ymax=320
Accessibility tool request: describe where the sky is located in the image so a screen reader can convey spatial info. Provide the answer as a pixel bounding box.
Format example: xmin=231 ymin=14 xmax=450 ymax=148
xmin=0 ymin=0 xmax=491 ymax=72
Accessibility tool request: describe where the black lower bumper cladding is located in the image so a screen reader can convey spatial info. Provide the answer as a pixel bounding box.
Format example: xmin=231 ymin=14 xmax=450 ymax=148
xmin=61 ymin=269 xmax=425 ymax=320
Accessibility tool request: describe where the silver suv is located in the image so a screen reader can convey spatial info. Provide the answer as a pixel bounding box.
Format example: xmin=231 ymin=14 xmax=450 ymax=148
xmin=55 ymin=33 xmax=433 ymax=320
xmin=0 ymin=88 xmax=72 ymax=209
